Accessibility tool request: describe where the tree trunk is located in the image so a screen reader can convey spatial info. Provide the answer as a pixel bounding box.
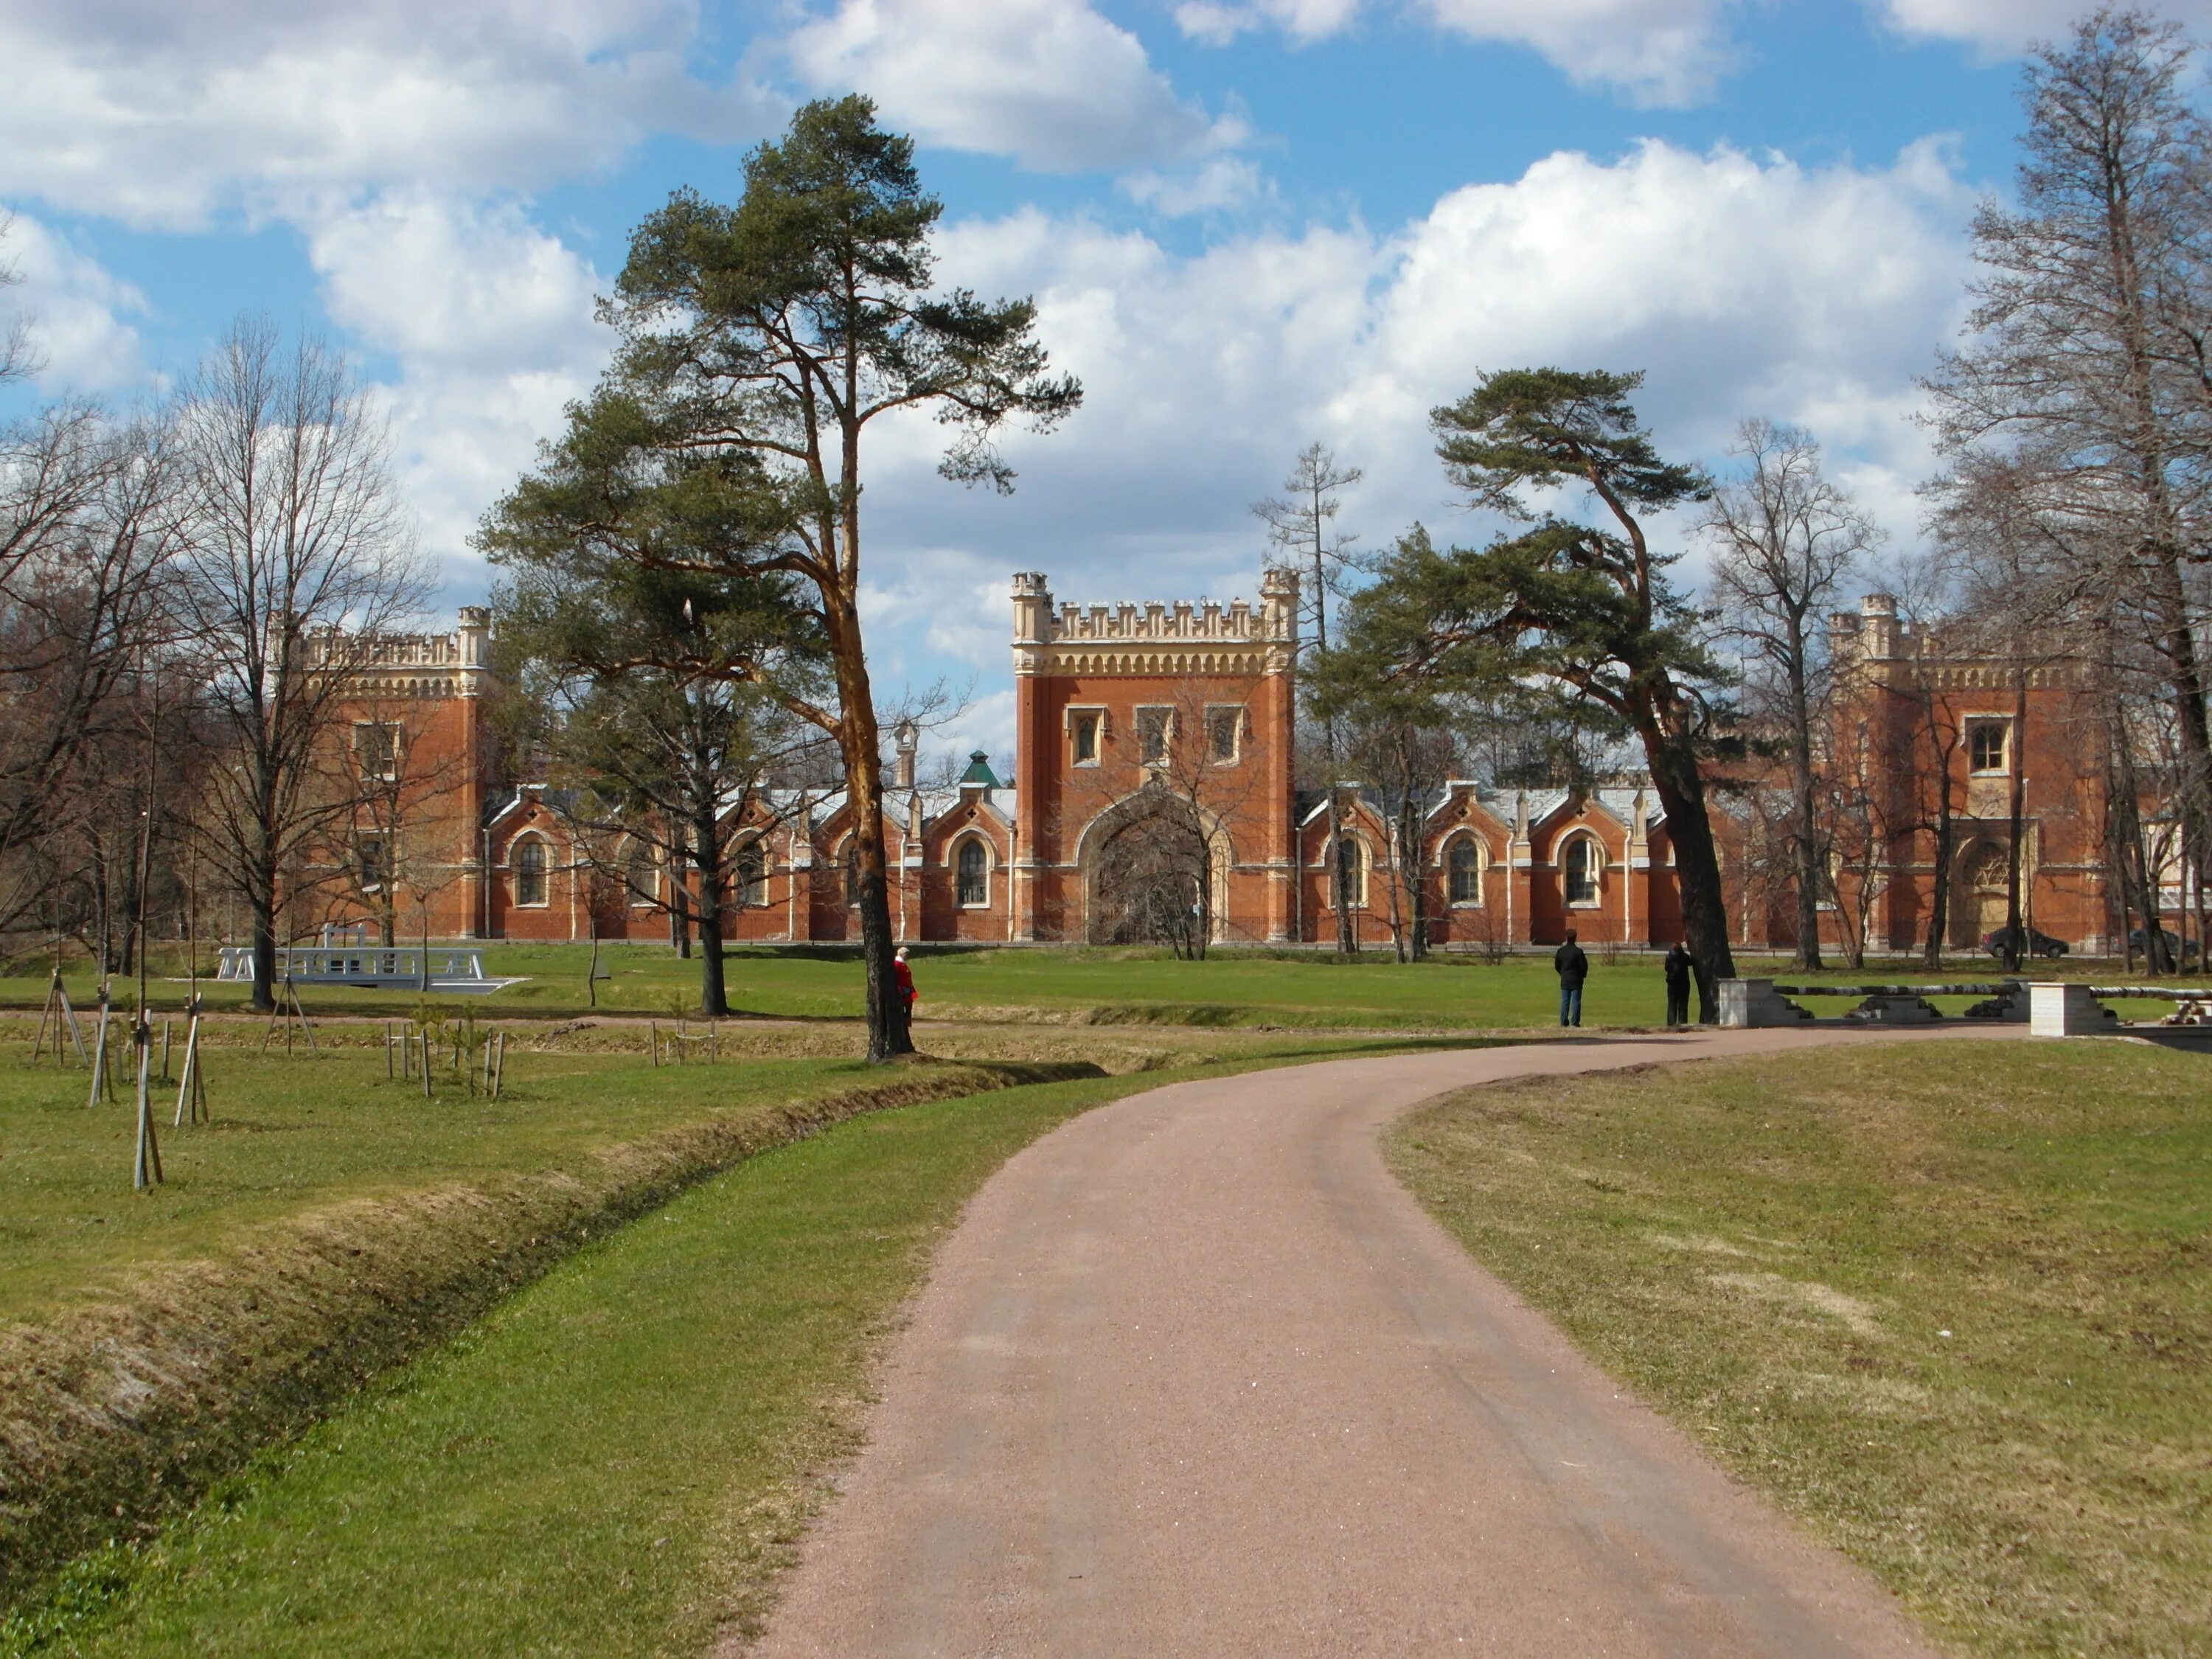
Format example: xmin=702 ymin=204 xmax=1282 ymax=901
xmin=1643 ymin=729 xmax=1736 ymax=1021
xmin=1382 ymin=815 xmax=1407 ymax=962
xmin=667 ymin=823 xmax=692 ymax=959
xmin=827 ymin=599 xmax=911 ymax=1062
xmin=2002 ymin=671 xmax=2029 ymax=973
xmin=1328 ymin=796 xmax=1356 ymax=955
xmin=1402 ymin=796 xmax=1428 ymax=961
xmin=692 ymin=801 xmax=730 ymax=1017
xmin=1788 ymin=679 xmax=1824 ymax=971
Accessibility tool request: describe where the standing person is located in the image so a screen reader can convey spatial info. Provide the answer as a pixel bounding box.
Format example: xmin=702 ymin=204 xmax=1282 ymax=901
xmin=1553 ymin=928 xmax=1589 ymax=1029
xmin=893 ymin=946 xmax=917 ymax=1026
xmin=1663 ymin=941 xmax=1693 ymax=1029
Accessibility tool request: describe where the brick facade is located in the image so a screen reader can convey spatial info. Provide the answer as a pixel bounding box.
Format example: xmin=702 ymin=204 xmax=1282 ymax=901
xmin=304 ymin=584 xmax=2133 ymax=954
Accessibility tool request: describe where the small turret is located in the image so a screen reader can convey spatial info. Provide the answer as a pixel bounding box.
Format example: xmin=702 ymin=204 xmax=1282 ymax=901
xmin=891 ymin=718 xmax=919 ymax=791
xmin=1261 ymin=566 xmax=1300 ymax=645
xmin=457 ymin=606 xmax=492 ymax=668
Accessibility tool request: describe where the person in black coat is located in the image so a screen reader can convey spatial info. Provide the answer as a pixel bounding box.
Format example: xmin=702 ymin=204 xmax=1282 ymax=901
xmin=1554 ymin=929 xmax=1589 ymax=1028
xmin=1663 ymin=941 xmax=1693 ymax=1028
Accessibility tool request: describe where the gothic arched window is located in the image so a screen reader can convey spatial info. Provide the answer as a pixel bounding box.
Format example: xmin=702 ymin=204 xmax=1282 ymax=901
xmin=1562 ymin=835 xmax=1600 ymax=906
xmin=513 ymin=837 xmax=548 ymax=907
xmin=956 ymin=838 xmax=990 ymax=907
xmin=1447 ymin=836 xmax=1484 ymax=905
xmin=624 ymin=841 xmax=655 ymax=906
xmin=734 ymin=843 xmax=767 ymax=908
xmin=1334 ymin=836 xmax=1366 ymax=908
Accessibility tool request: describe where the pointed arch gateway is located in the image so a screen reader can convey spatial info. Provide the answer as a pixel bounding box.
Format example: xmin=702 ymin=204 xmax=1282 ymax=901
xmin=1076 ymin=784 xmax=1236 ymax=947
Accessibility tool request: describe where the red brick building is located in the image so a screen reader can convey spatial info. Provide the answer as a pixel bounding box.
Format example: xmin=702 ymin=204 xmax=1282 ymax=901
xmin=305 ymin=583 xmax=2130 ymax=955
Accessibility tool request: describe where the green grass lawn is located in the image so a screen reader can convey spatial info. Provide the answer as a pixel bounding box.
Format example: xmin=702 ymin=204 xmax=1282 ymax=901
xmin=0 ymin=1038 xmax=879 ymax=1326
xmin=3 ymin=1048 xmax=1428 ymax=1658
xmin=0 ymin=941 xmax=2149 ymax=1030
xmin=1389 ymin=1040 xmax=2212 ymax=1658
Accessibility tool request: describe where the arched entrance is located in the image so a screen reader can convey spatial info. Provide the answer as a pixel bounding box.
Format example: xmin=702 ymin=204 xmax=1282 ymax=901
xmin=1078 ymin=786 xmax=1233 ymax=953
xmin=1956 ymin=840 xmax=2011 ymax=947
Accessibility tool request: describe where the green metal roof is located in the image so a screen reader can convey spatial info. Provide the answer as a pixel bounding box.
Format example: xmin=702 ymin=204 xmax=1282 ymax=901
xmin=959 ymin=750 xmax=1001 ymax=788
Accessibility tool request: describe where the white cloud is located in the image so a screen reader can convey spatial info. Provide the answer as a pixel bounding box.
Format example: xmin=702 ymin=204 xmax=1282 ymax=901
xmin=1174 ymin=0 xmax=1366 ymax=46
xmin=0 ymin=0 xmax=773 ymax=229
xmin=1872 ymin=0 xmax=2212 ymax=52
xmin=1176 ymin=0 xmax=1741 ymax=105
xmin=844 ymin=135 xmax=1971 ymax=704
xmin=1119 ymin=156 xmax=1270 ymax=217
xmin=0 ymin=212 xmax=147 ymax=392
xmin=787 ymin=0 xmax=1242 ymax=170
xmin=299 ymin=191 xmax=613 ymax=569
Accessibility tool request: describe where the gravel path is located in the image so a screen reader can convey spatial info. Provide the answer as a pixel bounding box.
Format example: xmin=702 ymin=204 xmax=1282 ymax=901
xmin=742 ymin=1027 xmax=2011 ymax=1657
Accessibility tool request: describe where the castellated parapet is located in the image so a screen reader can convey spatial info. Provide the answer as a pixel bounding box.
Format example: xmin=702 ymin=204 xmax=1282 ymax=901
xmin=1012 ymin=568 xmax=1299 ymax=678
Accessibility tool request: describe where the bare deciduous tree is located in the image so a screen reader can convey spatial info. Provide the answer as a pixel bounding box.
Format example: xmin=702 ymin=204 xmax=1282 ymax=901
xmin=1256 ymin=443 xmax=1366 ymax=954
xmin=174 ymin=318 xmax=424 ymax=1012
xmin=1929 ymin=8 xmax=2212 ymax=952
xmin=1702 ymin=418 xmax=1879 ymax=969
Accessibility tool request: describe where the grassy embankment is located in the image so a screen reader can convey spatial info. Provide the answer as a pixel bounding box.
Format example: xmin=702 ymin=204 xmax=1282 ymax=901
xmin=1 ymin=1035 xmax=1478 ymax=1656
xmin=0 ymin=1016 xmax=1161 ymax=1610
xmin=1391 ymin=1040 xmax=2212 ymax=1658
xmin=0 ymin=941 xmax=2138 ymax=1030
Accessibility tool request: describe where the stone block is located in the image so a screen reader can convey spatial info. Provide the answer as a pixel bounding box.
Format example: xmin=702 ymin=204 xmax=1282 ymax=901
xmin=1847 ymin=994 xmax=1942 ymax=1024
xmin=2029 ymin=982 xmax=2118 ymax=1037
xmin=1717 ymin=978 xmax=1813 ymax=1029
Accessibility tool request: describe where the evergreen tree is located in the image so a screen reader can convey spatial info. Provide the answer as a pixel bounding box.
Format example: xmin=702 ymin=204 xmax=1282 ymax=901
xmin=523 ymin=96 xmax=1079 ymax=1060
xmin=1389 ymin=369 xmax=1737 ymax=1015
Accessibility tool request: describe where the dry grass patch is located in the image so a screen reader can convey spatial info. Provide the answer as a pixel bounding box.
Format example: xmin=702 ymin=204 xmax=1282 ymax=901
xmin=1389 ymin=1039 xmax=2212 ymax=1658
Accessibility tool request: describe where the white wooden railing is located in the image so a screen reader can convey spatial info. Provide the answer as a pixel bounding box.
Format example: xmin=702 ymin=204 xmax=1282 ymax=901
xmin=215 ymin=947 xmax=500 ymax=989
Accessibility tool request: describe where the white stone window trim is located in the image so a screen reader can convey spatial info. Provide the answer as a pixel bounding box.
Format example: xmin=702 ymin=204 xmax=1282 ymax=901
xmin=355 ymin=832 xmax=391 ymax=894
xmin=952 ymin=832 xmax=994 ymax=908
xmin=619 ymin=836 xmax=658 ymax=908
xmin=1064 ymin=704 xmax=1107 ymax=768
xmin=1328 ymin=832 xmax=1371 ymax=910
xmin=1133 ymin=704 xmax=1175 ymax=768
xmin=511 ymin=832 xmax=552 ymax=908
xmin=1559 ymin=832 xmax=1605 ymax=908
xmin=1444 ymin=832 xmax=1486 ymax=908
xmin=1965 ymin=714 xmax=2013 ymax=776
xmin=732 ymin=837 xmax=770 ymax=908
xmin=352 ymin=719 xmax=403 ymax=783
xmin=1203 ymin=703 xmax=1247 ymax=766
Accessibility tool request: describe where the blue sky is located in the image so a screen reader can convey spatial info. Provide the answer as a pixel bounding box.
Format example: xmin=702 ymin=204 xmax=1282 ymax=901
xmin=1 ymin=0 xmax=2197 ymax=771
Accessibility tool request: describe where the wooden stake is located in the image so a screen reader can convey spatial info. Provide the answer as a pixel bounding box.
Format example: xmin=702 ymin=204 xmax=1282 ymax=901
xmin=650 ymin=1020 xmax=659 ymax=1066
xmin=160 ymin=1018 xmax=172 ymax=1084
xmin=132 ymin=1021 xmax=162 ymax=1189
xmin=35 ymin=967 xmax=88 ymax=1065
xmin=385 ymin=1021 xmax=394 ymax=1079
xmin=420 ymin=1032 xmax=433 ymax=1099
xmin=173 ymin=1012 xmax=206 ymax=1128
xmin=87 ymin=994 xmax=114 ymax=1108
xmin=493 ymin=1032 xmax=506 ymax=1099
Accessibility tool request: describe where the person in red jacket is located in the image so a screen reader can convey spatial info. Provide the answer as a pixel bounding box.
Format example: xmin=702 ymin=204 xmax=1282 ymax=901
xmin=893 ymin=946 xmax=917 ymax=1022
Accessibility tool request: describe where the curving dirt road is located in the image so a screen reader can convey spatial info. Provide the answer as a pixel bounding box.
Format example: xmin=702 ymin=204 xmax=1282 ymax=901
xmin=743 ymin=1027 xmax=2011 ymax=1657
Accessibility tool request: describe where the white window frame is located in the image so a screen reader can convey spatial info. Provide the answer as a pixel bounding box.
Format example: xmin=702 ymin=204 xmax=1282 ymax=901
xmin=1133 ymin=705 xmax=1174 ymax=768
xmin=1966 ymin=717 xmax=2011 ymax=776
xmin=1445 ymin=833 xmax=1484 ymax=907
xmin=1066 ymin=706 xmax=1106 ymax=768
xmin=1560 ymin=833 xmax=1603 ymax=908
xmin=733 ymin=839 xmax=768 ymax=908
xmin=355 ymin=832 xmax=389 ymax=894
xmin=1204 ymin=703 xmax=1245 ymax=767
xmin=512 ymin=835 xmax=550 ymax=908
xmin=352 ymin=720 xmax=403 ymax=783
xmin=1331 ymin=835 xmax=1368 ymax=909
xmin=953 ymin=835 xmax=992 ymax=908
xmin=622 ymin=838 xmax=658 ymax=908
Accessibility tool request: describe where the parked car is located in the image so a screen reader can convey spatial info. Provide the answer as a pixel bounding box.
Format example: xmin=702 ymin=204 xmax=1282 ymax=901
xmin=2127 ymin=926 xmax=2202 ymax=964
xmin=1981 ymin=925 xmax=2070 ymax=960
